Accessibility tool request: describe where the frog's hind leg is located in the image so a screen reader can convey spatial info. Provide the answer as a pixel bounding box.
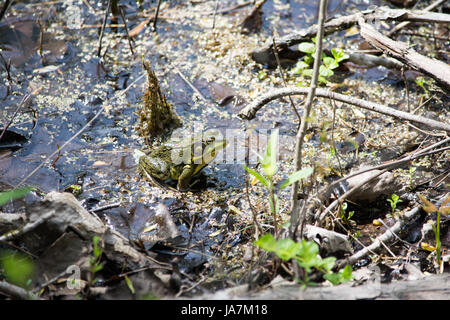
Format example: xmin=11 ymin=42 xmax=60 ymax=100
xmin=142 ymin=169 xmax=178 ymax=192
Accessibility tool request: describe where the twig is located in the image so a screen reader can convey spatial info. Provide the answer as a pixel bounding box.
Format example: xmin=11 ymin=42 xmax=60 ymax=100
xmin=90 ymin=202 xmax=121 ymax=213
xmin=252 ymin=6 xmax=450 ymax=65
xmin=97 ymin=0 xmax=111 ymax=57
xmin=244 ymin=133 xmax=262 ymax=238
xmin=316 ymin=137 xmax=450 ymax=208
xmin=119 ymin=6 xmax=135 ymax=56
xmin=238 ymin=87 xmax=450 ymax=133
xmin=0 ymin=280 xmax=41 ymax=300
xmin=290 ymin=0 xmax=328 ymax=238
xmin=316 ymin=169 xmax=388 ymax=222
xmin=0 ymin=0 xmax=12 ymax=22
xmin=359 ymin=19 xmax=450 ymax=92
xmin=387 ymin=0 xmax=447 ymax=37
xmin=0 ymin=211 xmax=54 ymax=242
xmin=153 ymin=0 xmax=162 ymax=31
xmin=337 ymin=207 xmax=421 ymax=269
xmin=0 ymin=94 xmax=32 ymax=141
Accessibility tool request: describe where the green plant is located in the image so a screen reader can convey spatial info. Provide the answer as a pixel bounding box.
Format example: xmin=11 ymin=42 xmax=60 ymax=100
xmin=255 ymin=234 xmax=352 ymax=287
xmin=292 ymin=40 xmax=349 ymax=86
xmin=0 ymin=251 xmax=34 ymax=288
xmin=418 ymin=194 xmax=450 ymax=273
xmin=340 ymin=202 xmax=355 ymax=225
xmin=415 ymin=76 xmax=434 ymax=99
xmin=243 ymin=129 xmax=313 ymax=237
xmin=0 ymin=186 xmax=33 ymax=206
xmin=387 ymin=194 xmax=402 ymax=216
xmin=88 ymin=236 xmax=104 ymax=286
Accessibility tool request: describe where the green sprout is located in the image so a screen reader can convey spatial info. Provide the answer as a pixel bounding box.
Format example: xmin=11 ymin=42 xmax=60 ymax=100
xmin=387 ymin=194 xmax=402 ymax=216
xmin=243 ymin=129 xmax=313 ymax=238
xmin=292 ymin=41 xmax=349 ymax=86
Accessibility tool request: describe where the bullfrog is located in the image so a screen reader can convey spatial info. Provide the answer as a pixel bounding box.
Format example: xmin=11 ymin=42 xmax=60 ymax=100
xmin=138 ymin=130 xmax=227 ymax=191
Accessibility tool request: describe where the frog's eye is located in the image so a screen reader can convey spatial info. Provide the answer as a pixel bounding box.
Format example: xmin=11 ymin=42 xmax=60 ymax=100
xmin=205 ymin=136 xmax=215 ymax=144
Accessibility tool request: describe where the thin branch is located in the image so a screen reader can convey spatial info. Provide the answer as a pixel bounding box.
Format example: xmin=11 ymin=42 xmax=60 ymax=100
xmin=387 ymin=0 xmax=447 ymax=37
xmin=97 ymin=0 xmax=111 ymax=57
xmin=0 ymin=281 xmax=41 ymax=300
xmin=337 ymin=207 xmax=421 ymax=269
xmin=119 ymin=6 xmax=135 ymax=56
xmin=238 ymin=87 xmax=450 ymax=133
xmin=290 ymin=0 xmax=328 ymax=238
xmin=153 ymin=0 xmax=162 ymax=31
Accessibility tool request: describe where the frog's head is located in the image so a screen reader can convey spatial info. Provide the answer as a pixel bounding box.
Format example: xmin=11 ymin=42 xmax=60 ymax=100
xmin=191 ymin=130 xmax=227 ymax=172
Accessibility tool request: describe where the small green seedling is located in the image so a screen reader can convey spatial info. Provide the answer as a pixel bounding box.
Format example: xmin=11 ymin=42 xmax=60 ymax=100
xmin=418 ymin=194 xmax=450 ymax=273
xmin=292 ymin=40 xmax=349 ymax=86
xmin=243 ymin=130 xmax=313 ymax=237
xmin=387 ymin=194 xmax=402 ymax=216
xmin=340 ymin=202 xmax=355 ymax=225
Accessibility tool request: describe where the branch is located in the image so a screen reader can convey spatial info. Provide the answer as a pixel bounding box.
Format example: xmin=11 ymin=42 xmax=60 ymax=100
xmin=359 ymin=19 xmax=450 ymax=92
xmin=238 ymin=87 xmax=450 ymax=133
xmin=290 ymin=0 xmax=328 ymax=238
xmin=337 ymin=207 xmax=421 ymax=269
xmin=252 ymin=5 xmax=450 ymax=65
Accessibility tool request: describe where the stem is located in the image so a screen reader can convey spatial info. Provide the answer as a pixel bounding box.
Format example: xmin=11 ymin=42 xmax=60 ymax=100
xmin=290 ymin=0 xmax=328 ymax=237
xmin=436 ymin=210 xmax=441 ymax=272
xmin=269 ymin=180 xmax=278 ymax=239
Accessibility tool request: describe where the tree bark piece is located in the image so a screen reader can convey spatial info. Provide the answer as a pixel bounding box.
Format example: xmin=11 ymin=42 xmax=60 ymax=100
xmin=359 ymin=19 xmax=450 ymax=92
xmin=238 ymin=87 xmax=450 ymax=133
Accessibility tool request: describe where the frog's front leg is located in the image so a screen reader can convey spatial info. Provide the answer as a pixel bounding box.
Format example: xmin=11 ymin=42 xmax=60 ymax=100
xmin=177 ymin=164 xmax=196 ymax=191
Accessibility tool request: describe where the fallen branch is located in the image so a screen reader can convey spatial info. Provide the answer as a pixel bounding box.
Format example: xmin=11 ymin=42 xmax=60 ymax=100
xmin=0 ymin=280 xmax=41 ymax=300
xmin=359 ymin=19 xmax=450 ymax=92
xmin=337 ymin=207 xmax=421 ymax=269
xmin=238 ymin=87 xmax=450 ymax=133
xmin=252 ymin=6 xmax=450 ymax=65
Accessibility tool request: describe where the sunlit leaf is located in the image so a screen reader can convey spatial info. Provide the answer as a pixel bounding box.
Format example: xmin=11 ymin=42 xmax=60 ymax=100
xmin=298 ymin=42 xmax=315 ymax=54
xmin=0 ymin=187 xmax=33 ymax=206
xmin=420 ymin=242 xmax=436 ymax=252
xmin=280 ymin=167 xmax=313 ymax=190
xmin=124 ymin=275 xmax=135 ymax=295
xmin=0 ymin=251 xmax=34 ymax=288
xmin=243 ymin=165 xmax=269 ymax=188
xmin=254 ymin=234 xmax=277 ymax=252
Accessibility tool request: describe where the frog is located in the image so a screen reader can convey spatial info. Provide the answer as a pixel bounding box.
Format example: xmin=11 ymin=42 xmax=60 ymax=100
xmin=138 ymin=130 xmax=227 ymax=191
